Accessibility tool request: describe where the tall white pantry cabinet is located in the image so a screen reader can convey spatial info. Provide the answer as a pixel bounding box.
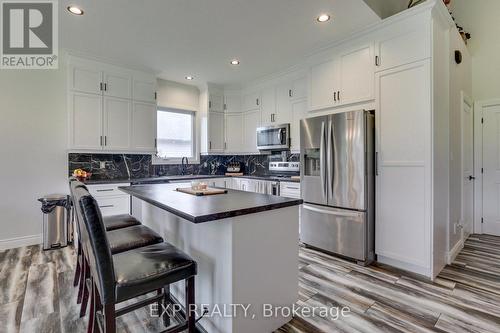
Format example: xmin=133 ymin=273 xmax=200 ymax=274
xmin=371 ymin=1 xmax=468 ymax=278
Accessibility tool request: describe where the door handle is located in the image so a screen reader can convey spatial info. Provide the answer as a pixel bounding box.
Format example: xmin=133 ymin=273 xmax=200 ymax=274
xmin=303 ymin=204 xmax=362 ymax=218
xmin=334 ymin=91 xmax=337 ymax=102
xmin=468 ymin=175 xmax=476 ymax=181
xmin=375 ymin=152 xmax=379 ymax=176
xmin=327 ymin=119 xmax=333 ymax=200
xmin=320 ymin=121 xmax=327 ymax=200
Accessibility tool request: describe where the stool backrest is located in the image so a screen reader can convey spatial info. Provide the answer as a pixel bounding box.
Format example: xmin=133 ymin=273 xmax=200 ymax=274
xmin=69 ymin=179 xmax=90 ymax=255
xmin=73 ymin=186 xmax=116 ymax=304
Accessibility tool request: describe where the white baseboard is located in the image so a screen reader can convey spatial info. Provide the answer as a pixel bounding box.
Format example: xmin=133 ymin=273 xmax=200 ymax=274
xmin=446 ymin=236 xmax=464 ymax=265
xmin=0 ymin=234 xmax=41 ymax=250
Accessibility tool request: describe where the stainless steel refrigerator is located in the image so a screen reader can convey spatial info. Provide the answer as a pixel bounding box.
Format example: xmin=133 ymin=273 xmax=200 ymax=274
xmin=300 ymin=110 xmax=375 ymax=265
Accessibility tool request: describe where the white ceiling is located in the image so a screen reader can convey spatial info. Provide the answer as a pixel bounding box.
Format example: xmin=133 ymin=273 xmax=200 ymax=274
xmin=60 ymin=0 xmax=380 ymax=86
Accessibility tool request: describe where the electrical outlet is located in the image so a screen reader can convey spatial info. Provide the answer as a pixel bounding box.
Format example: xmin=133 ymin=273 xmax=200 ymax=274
xmin=100 ymin=161 xmax=106 ymax=169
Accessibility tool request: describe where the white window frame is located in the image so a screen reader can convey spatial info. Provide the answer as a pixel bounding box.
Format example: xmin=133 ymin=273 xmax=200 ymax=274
xmin=152 ymin=107 xmax=199 ymax=165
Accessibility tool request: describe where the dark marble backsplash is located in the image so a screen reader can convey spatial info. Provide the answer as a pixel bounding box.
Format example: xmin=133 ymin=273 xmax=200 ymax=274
xmin=68 ymin=153 xmax=299 ymax=181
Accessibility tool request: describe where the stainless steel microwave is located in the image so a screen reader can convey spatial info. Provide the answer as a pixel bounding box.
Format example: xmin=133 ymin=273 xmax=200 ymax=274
xmin=256 ymin=124 xmax=290 ymax=150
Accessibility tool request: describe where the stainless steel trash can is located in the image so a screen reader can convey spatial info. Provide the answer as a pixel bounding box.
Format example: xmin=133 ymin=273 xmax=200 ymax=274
xmin=38 ymin=194 xmax=70 ymax=250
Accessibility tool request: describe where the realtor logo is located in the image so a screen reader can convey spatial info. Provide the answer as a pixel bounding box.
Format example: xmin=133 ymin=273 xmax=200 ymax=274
xmin=1 ymin=0 xmax=58 ymax=69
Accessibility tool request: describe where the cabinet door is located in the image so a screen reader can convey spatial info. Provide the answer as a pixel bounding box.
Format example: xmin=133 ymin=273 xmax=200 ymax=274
xmin=376 ymin=30 xmax=430 ymax=72
xmin=290 ymin=99 xmax=307 ymax=152
xmin=338 ymin=44 xmax=374 ymax=105
xmin=260 ymin=87 xmax=276 ymax=125
xmin=243 ymin=91 xmax=261 ymax=111
xmin=133 ymin=78 xmax=156 ymax=103
xmin=131 ymin=102 xmax=157 ymax=152
xmin=208 ymin=111 xmax=225 ymax=152
xmin=375 ymin=60 xmax=431 ymax=271
xmin=291 ymin=76 xmax=307 ymax=100
xmin=224 ymin=94 xmax=242 ymax=114
xmin=209 ymin=94 xmax=224 ymax=112
xmin=104 ymin=71 xmax=132 ymax=99
xmin=276 ymin=82 xmax=292 ymax=124
xmin=243 ymin=110 xmax=261 ymax=153
xmin=69 ymin=92 xmax=103 ymax=149
xmin=103 ymin=97 xmax=131 ymax=150
xmin=70 ymin=64 xmax=102 ymax=95
xmin=225 ymin=113 xmax=243 ymax=152
xmin=310 ymin=58 xmax=338 ymax=111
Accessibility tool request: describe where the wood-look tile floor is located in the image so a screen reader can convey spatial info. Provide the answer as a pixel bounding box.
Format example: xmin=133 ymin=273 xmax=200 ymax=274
xmin=2 ymin=234 xmax=500 ymax=333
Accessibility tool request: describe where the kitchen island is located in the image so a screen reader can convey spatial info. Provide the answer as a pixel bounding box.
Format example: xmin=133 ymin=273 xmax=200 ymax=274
xmin=119 ymin=183 xmax=302 ymax=333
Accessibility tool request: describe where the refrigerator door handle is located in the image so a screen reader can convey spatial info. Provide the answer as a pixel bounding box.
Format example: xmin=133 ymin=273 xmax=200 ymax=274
xmin=303 ymin=204 xmax=362 ymax=218
xmin=320 ymin=121 xmax=327 ymax=200
xmin=327 ymin=119 xmax=334 ymax=200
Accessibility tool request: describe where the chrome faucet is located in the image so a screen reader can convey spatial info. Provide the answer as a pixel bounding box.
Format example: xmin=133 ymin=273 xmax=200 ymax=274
xmin=181 ymin=157 xmax=189 ymax=175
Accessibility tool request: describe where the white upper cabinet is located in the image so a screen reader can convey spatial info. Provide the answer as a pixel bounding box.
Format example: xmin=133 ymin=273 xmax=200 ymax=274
xmin=310 ymin=58 xmax=339 ymax=111
xmin=69 ymin=64 xmax=102 ymax=95
xmin=68 ymin=56 xmax=157 ymax=152
xmin=276 ymin=82 xmax=292 ymax=124
xmin=290 ymin=77 xmax=307 ymax=100
xmin=375 ymin=29 xmax=430 ymax=72
xmin=290 ymin=99 xmax=307 ymax=152
xmin=309 ymin=42 xmax=375 ymax=111
xmin=131 ymin=102 xmax=157 ymax=152
xmin=260 ymin=86 xmax=277 ymax=125
xmin=103 ymin=71 xmax=132 ymax=99
xmin=225 ymin=113 xmax=243 ymax=152
xmin=208 ymin=111 xmax=225 ymax=152
xmin=243 ymin=109 xmax=261 ymax=153
xmin=224 ymin=94 xmax=241 ymax=114
xmin=338 ymin=44 xmax=374 ymax=105
xmin=103 ymin=97 xmax=131 ymax=150
xmin=133 ymin=78 xmax=156 ymax=103
xmin=209 ymin=93 xmax=225 ymax=112
xmin=243 ymin=91 xmax=261 ymax=111
xmin=69 ymin=92 xmax=103 ymax=149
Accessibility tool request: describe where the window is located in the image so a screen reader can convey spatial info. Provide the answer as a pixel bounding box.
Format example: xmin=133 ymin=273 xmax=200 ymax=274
xmin=155 ymin=108 xmax=196 ymax=162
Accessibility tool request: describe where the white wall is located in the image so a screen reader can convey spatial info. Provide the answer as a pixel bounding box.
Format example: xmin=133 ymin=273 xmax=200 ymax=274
xmin=451 ymin=0 xmax=500 ymax=100
xmin=156 ymin=79 xmax=199 ymax=111
xmin=0 ymin=58 xmax=68 ymax=249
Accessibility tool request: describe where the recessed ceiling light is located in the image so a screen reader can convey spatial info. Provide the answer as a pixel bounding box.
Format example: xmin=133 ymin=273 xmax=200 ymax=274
xmin=185 ymin=76 xmax=194 ymax=80
xmin=230 ymin=59 xmax=240 ymax=65
xmin=316 ymin=14 xmax=330 ymax=23
xmin=67 ymin=6 xmax=84 ymax=15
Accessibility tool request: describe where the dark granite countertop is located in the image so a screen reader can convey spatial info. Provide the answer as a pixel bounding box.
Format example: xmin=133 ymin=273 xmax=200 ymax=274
xmin=119 ymin=183 xmax=302 ymax=223
xmin=82 ymin=174 xmax=300 ymax=185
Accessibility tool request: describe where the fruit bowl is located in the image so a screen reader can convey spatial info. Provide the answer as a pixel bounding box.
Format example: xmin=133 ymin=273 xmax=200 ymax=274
xmin=73 ymin=169 xmax=92 ymax=182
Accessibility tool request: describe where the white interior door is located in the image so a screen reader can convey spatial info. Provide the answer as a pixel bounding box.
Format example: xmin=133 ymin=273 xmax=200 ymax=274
xmin=482 ymin=102 xmax=500 ymax=235
xmin=461 ymin=93 xmax=474 ymax=236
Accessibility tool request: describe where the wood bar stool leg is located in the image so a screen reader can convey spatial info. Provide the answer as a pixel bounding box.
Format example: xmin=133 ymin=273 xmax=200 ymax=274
xmin=185 ymin=276 xmax=195 ymax=333
xmin=103 ymin=303 xmax=116 ymax=333
xmin=80 ymin=261 xmax=90 ymax=318
xmin=73 ymin=240 xmax=82 ymax=287
xmin=77 ymin=257 xmax=87 ymax=304
xmin=162 ymin=285 xmax=171 ymax=328
xmin=87 ymin=279 xmax=95 ymax=333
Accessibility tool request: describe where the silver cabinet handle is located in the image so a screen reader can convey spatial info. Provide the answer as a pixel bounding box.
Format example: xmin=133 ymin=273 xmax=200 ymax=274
xmin=100 ymin=135 xmax=103 ymax=146
xmin=104 ymin=136 xmax=107 ymax=146
xmin=375 ymin=152 xmax=379 ymax=176
xmin=100 ymin=205 xmax=115 ymax=208
xmin=375 ymin=56 xmax=380 ymax=66
xmin=209 ymin=141 xmax=212 ymax=150
xmin=96 ymin=189 xmax=114 ymax=192
xmin=338 ymin=91 xmax=340 ymax=101
xmin=289 ymin=89 xmax=292 ymax=98
xmin=256 ymin=98 xmax=260 ymax=106
xmin=334 ymin=91 xmax=337 ymax=102
xmin=100 ymin=83 xmax=103 ymax=91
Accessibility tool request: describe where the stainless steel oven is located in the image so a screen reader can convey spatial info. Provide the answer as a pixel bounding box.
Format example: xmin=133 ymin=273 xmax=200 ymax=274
xmin=256 ymin=124 xmax=290 ymax=151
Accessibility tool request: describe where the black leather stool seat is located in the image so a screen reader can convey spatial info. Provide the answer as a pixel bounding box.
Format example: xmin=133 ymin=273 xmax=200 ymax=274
xmin=107 ymin=225 xmax=163 ymax=254
xmin=103 ymin=214 xmax=141 ymax=231
xmin=113 ymin=242 xmax=197 ymax=302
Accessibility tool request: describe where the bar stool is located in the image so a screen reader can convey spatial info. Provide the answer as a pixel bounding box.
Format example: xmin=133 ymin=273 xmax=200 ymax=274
xmin=69 ymin=179 xmax=163 ymax=318
xmin=74 ymin=186 xmax=197 ymax=333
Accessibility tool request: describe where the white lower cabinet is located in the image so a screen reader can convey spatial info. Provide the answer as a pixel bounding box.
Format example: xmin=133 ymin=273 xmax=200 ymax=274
xmin=279 ymin=182 xmax=301 ymax=199
xmin=87 ymin=183 xmax=131 ymax=216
